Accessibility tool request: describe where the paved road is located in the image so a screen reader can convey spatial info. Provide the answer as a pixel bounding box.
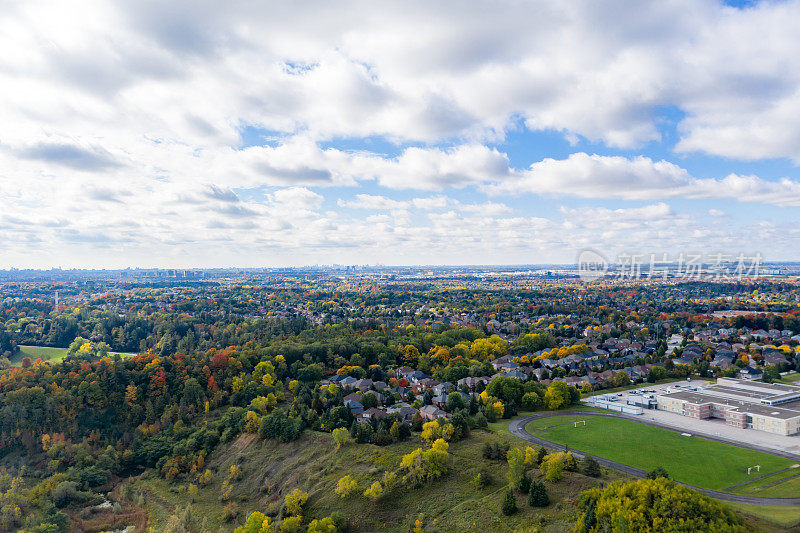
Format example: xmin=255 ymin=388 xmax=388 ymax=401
xmin=509 ymin=412 xmax=800 ymax=506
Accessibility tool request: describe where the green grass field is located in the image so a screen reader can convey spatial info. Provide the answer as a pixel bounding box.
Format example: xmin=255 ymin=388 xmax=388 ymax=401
xmin=726 ymin=503 xmax=800 ymax=529
xmin=9 ymin=345 xmax=137 ymax=366
xmin=732 ymin=468 xmax=800 ymax=498
xmin=524 ymin=414 xmax=795 ymax=492
xmin=780 ymin=372 xmax=800 ymax=383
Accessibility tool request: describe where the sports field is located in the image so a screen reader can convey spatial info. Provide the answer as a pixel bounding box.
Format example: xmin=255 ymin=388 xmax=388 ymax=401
xmin=524 ymin=414 xmax=796 ymax=492
xmin=731 ymin=467 xmax=800 ymax=498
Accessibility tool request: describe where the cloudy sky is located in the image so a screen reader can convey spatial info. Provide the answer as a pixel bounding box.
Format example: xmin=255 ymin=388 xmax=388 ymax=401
xmin=2 ymin=0 xmax=800 ymax=268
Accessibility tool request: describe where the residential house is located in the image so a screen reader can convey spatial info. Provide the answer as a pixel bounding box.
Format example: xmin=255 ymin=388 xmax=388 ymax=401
xmin=420 ymin=404 xmax=449 ymax=420
xmin=739 ymin=365 xmax=764 ymax=380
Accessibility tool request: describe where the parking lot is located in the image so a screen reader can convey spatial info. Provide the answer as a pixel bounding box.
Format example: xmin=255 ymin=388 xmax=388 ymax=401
xmin=586 ymin=380 xmax=800 ymax=458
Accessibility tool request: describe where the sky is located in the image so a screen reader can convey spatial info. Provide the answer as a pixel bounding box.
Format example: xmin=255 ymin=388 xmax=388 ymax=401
xmin=2 ymin=0 xmax=800 ymax=268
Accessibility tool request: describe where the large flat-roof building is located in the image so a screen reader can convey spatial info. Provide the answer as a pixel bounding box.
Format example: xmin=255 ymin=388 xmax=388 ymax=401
xmin=656 ymin=378 xmax=800 ymax=436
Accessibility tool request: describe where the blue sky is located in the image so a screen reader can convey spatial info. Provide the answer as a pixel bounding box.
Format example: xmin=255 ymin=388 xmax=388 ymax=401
xmin=1 ymin=0 xmax=799 ymax=268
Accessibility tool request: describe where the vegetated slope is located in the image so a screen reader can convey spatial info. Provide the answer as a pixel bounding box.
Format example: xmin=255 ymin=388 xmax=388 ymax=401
xmin=127 ymin=428 xmax=618 ymax=532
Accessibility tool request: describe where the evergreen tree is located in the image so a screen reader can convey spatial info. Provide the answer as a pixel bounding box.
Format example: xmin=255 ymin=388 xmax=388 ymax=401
xmin=535 ymin=446 xmax=547 ymax=465
xmin=528 ymin=480 xmax=549 ymax=507
xmin=646 ymin=466 xmax=669 ymax=480
xmin=501 ymin=489 xmax=517 ymax=515
xmin=520 ymin=473 xmax=531 ymax=494
xmin=581 ymin=455 xmax=602 ymax=478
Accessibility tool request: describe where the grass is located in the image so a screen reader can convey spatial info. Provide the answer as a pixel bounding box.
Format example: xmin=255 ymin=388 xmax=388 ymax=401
xmin=732 ymin=469 xmax=800 ymax=498
xmin=487 ymin=405 xmax=609 ymax=434
xmin=524 ymin=414 xmax=795 ymax=492
xmin=726 ymin=503 xmax=800 ymax=529
xmin=730 ymin=465 xmax=800 ymax=492
xmin=126 ymin=427 xmax=619 ymax=532
xmin=780 ymin=372 xmax=800 ymax=383
xmin=9 ymin=345 xmax=137 ymax=366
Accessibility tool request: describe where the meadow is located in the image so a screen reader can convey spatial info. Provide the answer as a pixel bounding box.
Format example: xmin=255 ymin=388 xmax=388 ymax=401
xmin=9 ymin=345 xmax=137 ymax=366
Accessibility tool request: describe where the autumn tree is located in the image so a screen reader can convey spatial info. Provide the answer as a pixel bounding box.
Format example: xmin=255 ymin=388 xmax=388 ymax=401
xmin=575 ymin=478 xmax=745 ymax=532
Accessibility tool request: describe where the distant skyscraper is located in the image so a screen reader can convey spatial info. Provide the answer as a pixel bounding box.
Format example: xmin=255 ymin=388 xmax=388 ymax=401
xmin=54 ymin=290 xmax=59 ymax=312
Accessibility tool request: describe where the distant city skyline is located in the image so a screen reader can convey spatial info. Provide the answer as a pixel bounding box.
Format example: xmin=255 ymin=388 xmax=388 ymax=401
xmin=2 ymin=0 xmax=800 ymax=268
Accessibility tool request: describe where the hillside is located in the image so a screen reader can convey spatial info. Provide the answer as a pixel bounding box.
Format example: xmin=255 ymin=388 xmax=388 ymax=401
xmin=123 ymin=427 xmax=619 ymax=532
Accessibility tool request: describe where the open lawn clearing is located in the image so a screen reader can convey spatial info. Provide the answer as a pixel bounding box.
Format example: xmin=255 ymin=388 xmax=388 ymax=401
xmin=10 ymin=345 xmax=137 ymax=366
xmin=524 ymin=414 xmax=795 ymax=492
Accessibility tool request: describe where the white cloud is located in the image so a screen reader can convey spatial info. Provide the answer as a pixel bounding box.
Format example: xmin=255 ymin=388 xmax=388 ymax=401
xmin=488 ymin=152 xmax=800 ymax=207
xmin=459 ymin=202 xmax=514 ymax=216
xmin=3 ymin=0 xmax=800 ymax=267
xmin=338 ymin=194 xmax=409 ymax=210
xmin=4 ymin=0 xmax=800 ymax=171
xmin=270 ymin=187 xmax=323 ymax=209
xmin=412 ymin=196 xmax=449 ymax=210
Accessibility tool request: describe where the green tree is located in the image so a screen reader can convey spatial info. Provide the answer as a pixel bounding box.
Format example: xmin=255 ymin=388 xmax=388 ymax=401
xmin=528 ymin=480 xmax=549 ymax=507
xmin=646 ymin=466 xmax=670 ymax=480
xmin=613 ymin=371 xmax=631 ymax=388
xmin=543 ymin=381 xmax=572 ymax=410
xmin=521 ymin=392 xmax=542 ymax=410
xmin=581 ymin=455 xmax=601 ymax=478
xmin=501 ymin=489 xmax=517 ymax=516
xmin=647 ymin=366 xmax=667 ymax=383
xmin=506 ymin=448 xmax=526 ymax=489
xmin=486 ymin=377 xmax=525 ymax=405
xmin=332 ymin=427 xmax=350 ymax=449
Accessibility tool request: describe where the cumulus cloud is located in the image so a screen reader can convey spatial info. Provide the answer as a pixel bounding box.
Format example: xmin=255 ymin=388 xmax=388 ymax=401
xmin=487 ymin=152 xmax=800 ymax=207
xmin=459 ymin=202 xmax=514 ymax=216
xmin=270 ymin=187 xmax=323 ymax=209
xmin=338 ymin=194 xmax=408 ymax=210
xmin=2 ymin=0 xmax=800 ymax=267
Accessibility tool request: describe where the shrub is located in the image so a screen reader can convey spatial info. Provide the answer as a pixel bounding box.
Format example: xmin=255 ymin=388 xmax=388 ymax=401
xmin=222 ymin=501 xmax=238 ymax=522
xmin=364 ymin=481 xmax=384 ymax=501
xmin=280 ymin=515 xmax=303 ymax=532
xmin=482 ymin=441 xmax=508 ymax=461
xmin=335 ymin=475 xmax=357 ymax=498
xmin=307 ymin=516 xmax=337 ymax=533
xmin=332 ymin=427 xmax=349 ymax=449
xmin=52 ymin=481 xmax=80 ymax=508
xmin=520 ymin=473 xmax=531 ymax=494
xmin=284 ymin=488 xmax=308 ymax=516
